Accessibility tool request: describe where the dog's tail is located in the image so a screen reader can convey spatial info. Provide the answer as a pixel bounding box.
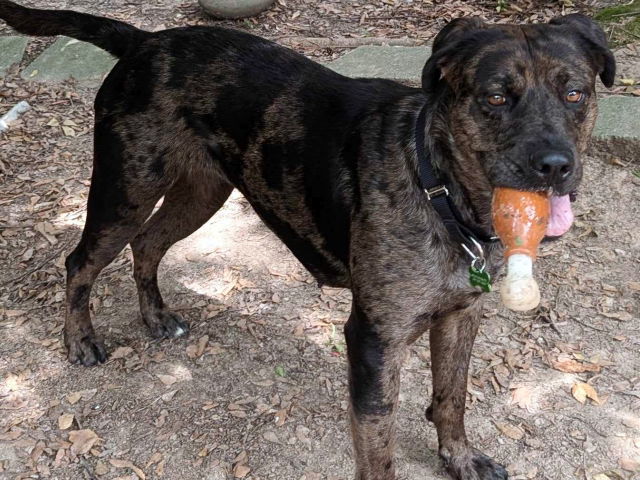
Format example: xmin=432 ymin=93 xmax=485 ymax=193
xmin=0 ymin=0 xmax=147 ymax=57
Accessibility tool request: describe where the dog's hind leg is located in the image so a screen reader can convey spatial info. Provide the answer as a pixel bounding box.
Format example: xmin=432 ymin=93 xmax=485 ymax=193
xmin=64 ymin=123 xmax=171 ymax=366
xmin=130 ymin=173 xmax=233 ymax=338
xmin=427 ymin=304 xmax=508 ymax=480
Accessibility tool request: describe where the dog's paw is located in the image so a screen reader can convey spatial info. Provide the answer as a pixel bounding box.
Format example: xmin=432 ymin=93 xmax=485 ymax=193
xmin=441 ymin=448 xmax=508 ymax=480
xmin=143 ymin=309 xmax=190 ymax=339
xmin=66 ymin=333 xmax=108 ymax=366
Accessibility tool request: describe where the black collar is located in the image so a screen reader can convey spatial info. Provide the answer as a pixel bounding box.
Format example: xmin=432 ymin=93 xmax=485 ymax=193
xmin=415 ymin=104 xmax=498 ymax=253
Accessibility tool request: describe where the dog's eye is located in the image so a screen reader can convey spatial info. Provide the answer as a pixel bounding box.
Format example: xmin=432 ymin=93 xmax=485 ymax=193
xmin=565 ymin=90 xmax=585 ymax=103
xmin=487 ymin=94 xmax=507 ymax=106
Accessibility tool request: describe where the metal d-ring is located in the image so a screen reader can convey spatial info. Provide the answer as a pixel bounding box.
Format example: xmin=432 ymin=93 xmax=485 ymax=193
xmin=461 ymin=237 xmax=486 ymax=272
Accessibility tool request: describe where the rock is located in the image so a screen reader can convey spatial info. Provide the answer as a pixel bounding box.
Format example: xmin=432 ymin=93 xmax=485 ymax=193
xmin=0 ymin=36 xmax=28 ymax=76
xmin=21 ymin=36 xmax=116 ymax=85
xmin=198 ymin=0 xmax=276 ymax=19
xmin=326 ymin=46 xmax=432 ymax=84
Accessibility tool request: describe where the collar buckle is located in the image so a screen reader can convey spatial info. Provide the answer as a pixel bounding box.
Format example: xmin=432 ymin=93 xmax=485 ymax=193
xmin=424 ymin=185 xmax=449 ymax=200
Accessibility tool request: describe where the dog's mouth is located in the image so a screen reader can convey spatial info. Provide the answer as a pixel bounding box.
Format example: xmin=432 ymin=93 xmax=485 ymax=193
xmin=545 ymin=190 xmax=577 ymax=238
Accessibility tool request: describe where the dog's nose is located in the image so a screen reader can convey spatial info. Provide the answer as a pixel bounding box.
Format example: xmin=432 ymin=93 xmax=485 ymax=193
xmin=529 ymin=151 xmax=573 ymax=184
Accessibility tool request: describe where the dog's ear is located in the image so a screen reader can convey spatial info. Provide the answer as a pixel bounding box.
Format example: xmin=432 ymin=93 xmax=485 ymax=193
xmin=550 ymin=14 xmax=616 ymax=87
xmin=422 ymin=17 xmax=486 ymax=94
xmin=432 ymin=17 xmax=486 ymax=53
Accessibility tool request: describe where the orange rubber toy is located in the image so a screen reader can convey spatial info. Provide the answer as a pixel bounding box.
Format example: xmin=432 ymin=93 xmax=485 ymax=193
xmin=492 ymin=188 xmax=550 ymax=311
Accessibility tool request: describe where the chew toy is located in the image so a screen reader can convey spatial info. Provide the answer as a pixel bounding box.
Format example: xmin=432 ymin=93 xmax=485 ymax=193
xmin=492 ymin=188 xmax=550 ymax=311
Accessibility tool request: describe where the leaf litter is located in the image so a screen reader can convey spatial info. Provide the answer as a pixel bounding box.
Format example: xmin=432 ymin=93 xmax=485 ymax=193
xmin=0 ymin=1 xmax=638 ymax=479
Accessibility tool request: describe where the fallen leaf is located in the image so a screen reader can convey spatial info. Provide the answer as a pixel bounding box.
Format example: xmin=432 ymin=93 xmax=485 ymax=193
xmin=61 ymin=126 xmax=75 ymax=137
xmin=58 ymin=413 xmax=74 ymax=430
xmin=110 ymin=458 xmax=146 ymax=479
xmin=95 ymin=460 xmax=109 ymax=475
xmin=274 ymin=408 xmax=288 ymax=427
xmin=145 ymin=452 xmax=162 ymax=468
xmin=69 ymin=429 xmax=100 ymax=455
xmin=161 ymin=390 xmax=178 ymax=402
xmin=185 ymin=344 xmax=199 ymax=358
xmin=510 ymin=386 xmax=534 ymax=412
xmin=572 ymin=382 xmax=600 ymax=405
xmin=620 ymin=457 xmax=640 ymax=472
xmin=156 ymin=374 xmax=177 ymax=386
xmin=495 ymin=421 xmax=525 ymax=440
xmin=601 ymin=311 xmax=632 ymax=322
xmin=111 ymin=346 xmax=134 ymax=360
xmin=263 ymin=431 xmax=279 ymax=443
xmin=550 ymin=357 xmax=601 ymax=374
xmin=233 ymin=464 xmax=250 ymax=478
xmin=620 ymin=78 xmax=636 ymax=86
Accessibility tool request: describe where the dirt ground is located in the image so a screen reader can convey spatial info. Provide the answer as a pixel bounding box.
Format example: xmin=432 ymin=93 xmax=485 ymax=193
xmin=1 ymin=1 xmax=640 ymax=480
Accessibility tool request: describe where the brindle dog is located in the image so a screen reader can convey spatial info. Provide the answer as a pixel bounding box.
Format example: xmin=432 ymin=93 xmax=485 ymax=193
xmin=0 ymin=1 xmax=614 ymax=478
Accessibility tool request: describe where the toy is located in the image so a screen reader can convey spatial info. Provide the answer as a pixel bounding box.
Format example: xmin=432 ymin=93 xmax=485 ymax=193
xmin=492 ymin=188 xmax=550 ymax=311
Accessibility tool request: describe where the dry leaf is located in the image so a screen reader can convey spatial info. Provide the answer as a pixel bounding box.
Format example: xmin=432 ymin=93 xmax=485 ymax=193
xmin=69 ymin=429 xmax=100 ymax=455
xmin=550 ymin=357 xmax=601 ymax=374
xmin=274 ymin=408 xmax=288 ymax=427
xmin=233 ymin=464 xmax=250 ymax=478
xmin=510 ymin=386 xmax=534 ymax=412
xmin=156 ymin=374 xmax=177 ymax=386
xmin=185 ymin=344 xmax=199 ymax=358
xmin=62 ymin=126 xmax=75 ymax=137
xmin=95 ymin=460 xmax=109 ymax=475
xmin=571 ymin=382 xmax=600 ymax=405
xmin=620 ymin=78 xmax=636 ymax=86
xmin=110 ymin=458 xmax=146 ymax=479
xmin=58 ymin=413 xmax=74 ymax=430
xmin=186 ymin=335 xmax=209 ymax=359
xmin=145 ymin=452 xmax=162 ymax=468
xmin=601 ymin=311 xmax=632 ymax=321
xmin=111 ymin=346 xmax=134 ymax=360
xmin=495 ymin=421 xmax=525 ymax=440
xmin=620 ymin=457 xmax=640 ymax=472
xmin=161 ymin=390 xmax=178 ymax=402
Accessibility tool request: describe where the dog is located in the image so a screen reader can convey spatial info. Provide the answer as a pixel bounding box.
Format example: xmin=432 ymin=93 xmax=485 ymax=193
xmin=0 ymin=1 xmax=615 ymax=478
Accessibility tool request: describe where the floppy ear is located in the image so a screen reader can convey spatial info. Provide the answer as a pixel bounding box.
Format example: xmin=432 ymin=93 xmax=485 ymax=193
xmin=550 ymin=14 xmax=616 ymax=87
xmin=422 ymin=17 xmax=486 ymax=94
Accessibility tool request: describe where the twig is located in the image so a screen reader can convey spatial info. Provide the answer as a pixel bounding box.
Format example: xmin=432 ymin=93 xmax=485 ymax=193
xmin=1 ymin=248 xmax=63 ymax=287
xmin=0 ymin=222 xmax=35 ymax=229
xmin=570 ymin=316 xmax=608 ymax=332
xmin=619 ymin=26 xmax=640 ymax=40
xmin=610 ymin=10 xmax=640 ymax=18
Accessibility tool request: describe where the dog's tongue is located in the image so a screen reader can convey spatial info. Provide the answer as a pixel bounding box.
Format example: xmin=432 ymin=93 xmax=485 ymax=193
xmin=546 ymin=195 xmax=574 ymax=237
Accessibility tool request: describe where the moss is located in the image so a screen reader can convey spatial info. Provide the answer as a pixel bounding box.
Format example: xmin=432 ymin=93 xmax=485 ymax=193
xmin=595 ymin=0 xmax=640 ymax=46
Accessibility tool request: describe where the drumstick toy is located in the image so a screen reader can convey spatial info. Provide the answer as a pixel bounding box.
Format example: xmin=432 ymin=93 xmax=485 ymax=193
xmin=492 ymin=188 xmax=550 ymax=311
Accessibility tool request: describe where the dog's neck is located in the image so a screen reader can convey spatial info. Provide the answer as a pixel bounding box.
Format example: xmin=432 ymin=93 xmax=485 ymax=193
xmin=421 ymin=98 xmax=494 ymax=239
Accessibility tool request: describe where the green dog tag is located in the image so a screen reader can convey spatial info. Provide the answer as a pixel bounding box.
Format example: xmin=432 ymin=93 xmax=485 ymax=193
xmin=469 ymin=266 xmax=492 ymax=292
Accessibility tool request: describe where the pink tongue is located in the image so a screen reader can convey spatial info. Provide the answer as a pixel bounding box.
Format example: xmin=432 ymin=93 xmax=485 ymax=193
xmin=546 ymin=195 xmax=574 ymax=237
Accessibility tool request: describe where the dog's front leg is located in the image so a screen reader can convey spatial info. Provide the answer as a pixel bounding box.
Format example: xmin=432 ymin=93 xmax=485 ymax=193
xmin=345 ymin=304 xmax=403 ymax=480
xmin=427 ymin=303 xmax=508 ymax=480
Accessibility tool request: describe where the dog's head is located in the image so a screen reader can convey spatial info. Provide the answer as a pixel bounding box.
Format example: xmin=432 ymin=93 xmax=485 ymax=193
xmin=422 ymin=14 xmax=615 ymax=201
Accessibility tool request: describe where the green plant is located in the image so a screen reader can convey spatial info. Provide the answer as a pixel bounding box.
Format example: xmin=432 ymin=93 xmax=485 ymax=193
xmin=326 ymin=323 xmax=345 ymax=354
xmin=595 ymin=0 xmax=640 ymax=47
